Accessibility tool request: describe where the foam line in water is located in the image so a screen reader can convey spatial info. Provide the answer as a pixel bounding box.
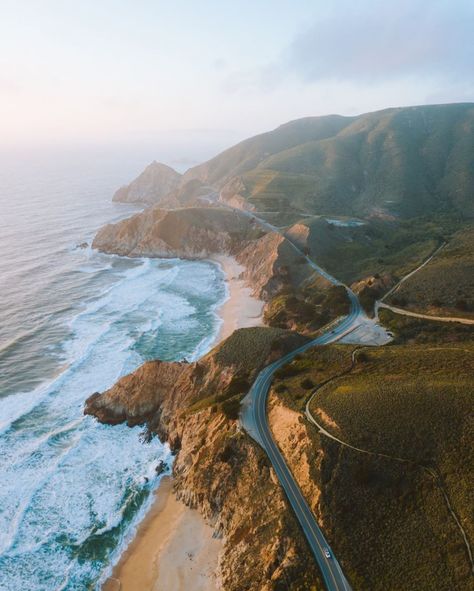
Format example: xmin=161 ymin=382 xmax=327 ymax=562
xmin=0 ymin=250 xmax=227 ymax=590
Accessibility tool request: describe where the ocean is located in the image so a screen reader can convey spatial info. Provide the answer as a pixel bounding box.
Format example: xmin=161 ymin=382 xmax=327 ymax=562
xmin=0 ymin=148 xmax=227 ymax=590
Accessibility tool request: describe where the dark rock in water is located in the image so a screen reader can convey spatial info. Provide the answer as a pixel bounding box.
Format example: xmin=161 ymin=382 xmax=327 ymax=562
xmin=77 ymin=242 xmax=88 ymax=249
xmin=155 ymin=460 xmax=166 ymax=475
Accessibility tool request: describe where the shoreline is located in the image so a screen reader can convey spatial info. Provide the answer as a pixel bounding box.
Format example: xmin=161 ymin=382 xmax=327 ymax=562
xmin=103 ymin=477 xmax=222 ymax=591
xmin=210 ymin=254 xmax=264 ymax=344
xmin=103 ymin=254 xmax=264 ymax=591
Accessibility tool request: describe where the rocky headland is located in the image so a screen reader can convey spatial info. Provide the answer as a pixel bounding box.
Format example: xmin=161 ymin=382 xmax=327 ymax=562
xmin=87 ymin=201 xmax=350 ymax=590
xmin=113 ymin=161 xmax=182 ymax=204
xmin=86 ymin=327 xmax=322 ymax=590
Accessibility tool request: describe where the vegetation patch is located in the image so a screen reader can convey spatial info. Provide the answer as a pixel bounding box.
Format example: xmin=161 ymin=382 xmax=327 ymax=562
xmin=264 ymin=283 xmax=350 ymax=334
xmin=270 ymin=342 xmax=473 ymax=590
xmin=380 ymin=308 xmax=474 ymax=343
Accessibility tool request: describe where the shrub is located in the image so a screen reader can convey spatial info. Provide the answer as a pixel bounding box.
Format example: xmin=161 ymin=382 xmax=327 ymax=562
xmin=221 ymin=397 xmax=241 ymax=420
xmin=455 ymin=299 xmax=469 ymax=311
xmin=274 ymin=364 xmax=302 ymax=379
xmin=226 ymin=375 xmax=250 ymax=396
xmin=300 ymin=377 xmax=315 ymax=390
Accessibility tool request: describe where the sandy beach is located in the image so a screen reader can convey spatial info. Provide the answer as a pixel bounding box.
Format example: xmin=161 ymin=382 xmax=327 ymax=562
xmin=103 ymin=255 xmax=264 ymax=591
xmin=211 ymin=254 xmax=264 ymax=342
xmin=103 ymin=477 xmax=222 ymax=591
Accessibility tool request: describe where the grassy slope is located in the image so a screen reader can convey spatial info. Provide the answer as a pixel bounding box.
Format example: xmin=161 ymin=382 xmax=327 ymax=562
xmin=379 ymin=308 xmax=474 ymax=343
xmin=387 ymin=225 xmax=474 ymax=316
xmin=188 ymin=327 xmax=309 ymax=417
xmin=285 ymin=215 xmax=449 ymax=284
xmin=283 ymin=216 xmax=473 ymax=319
xmin=182 ymin=115 xmax=351 ymax=186
xmin=271 ymin=343 xmax=474 ymax=590
xmin=249 ymin=104 xmax=474 ymax=219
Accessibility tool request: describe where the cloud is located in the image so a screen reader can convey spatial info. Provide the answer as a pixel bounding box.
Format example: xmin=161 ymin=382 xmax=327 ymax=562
xmin=285 ymin=1 xmax=474 ymax=83
xmin=224 ymin=1 xmax=474 ymax=92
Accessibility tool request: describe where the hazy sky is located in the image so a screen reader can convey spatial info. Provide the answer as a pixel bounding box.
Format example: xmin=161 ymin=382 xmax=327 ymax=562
xmin=1 ymin=0 xmax=473 ymax=148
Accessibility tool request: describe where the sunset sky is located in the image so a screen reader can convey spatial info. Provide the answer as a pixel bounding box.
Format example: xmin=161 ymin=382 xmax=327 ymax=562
xmin=1 ymin=0 xmax=473 ymax=148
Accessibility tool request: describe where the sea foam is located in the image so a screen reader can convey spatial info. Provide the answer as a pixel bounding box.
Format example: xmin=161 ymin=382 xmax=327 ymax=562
xmin=0 ymin=250 xmax=225 ymax=590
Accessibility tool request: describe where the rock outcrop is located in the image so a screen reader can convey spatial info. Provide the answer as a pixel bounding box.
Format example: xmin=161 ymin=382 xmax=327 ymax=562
xmin=93 ymin=207 xmax=263 ymax=259
xmin=219 ymin=176 xmax=255 ymax=211
xmin=85 ymin=328 xmax=321 ymax=590
xmin=92 ymin=205 xmax=319 ymax=303
xmin=113 ymin=161 xmax=182 ymax=204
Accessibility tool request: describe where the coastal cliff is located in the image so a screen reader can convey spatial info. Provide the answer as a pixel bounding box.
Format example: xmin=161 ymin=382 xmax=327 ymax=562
xmin=88 ymin=205 xmax=351 ymax=590
xmin=92 ymin=205 xmax=333 ymax=308
xmin=93 ymin=207 xmax=263 ymax=259
xmin=85 ymin=328 xmax=323 ymax=590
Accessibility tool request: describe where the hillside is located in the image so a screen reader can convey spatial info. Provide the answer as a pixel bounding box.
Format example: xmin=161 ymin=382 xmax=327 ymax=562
xmin=113 ymin=104 xmax=473 ymax=219
xmin=113 ymin=161 xmax=182 ymax=204
xmin=245 ymin=104 xmax=474 ymax=218
xmin=285 ymin=215 xmax=441 ymax=283
xmin=269 ymin=343 xmax=474 ymax=590
xmin=386 ymin=225 xmax=474 ymax=317
xmin=181 ymin=103 xmax=474 ymax=220
xmin=181 ymin=115 xmax=351 ymax=187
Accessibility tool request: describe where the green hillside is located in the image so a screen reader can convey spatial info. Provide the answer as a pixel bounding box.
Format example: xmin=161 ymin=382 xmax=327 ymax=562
xmin=386 ymin=225 xmax=474 ymax=315
xmin=285 ymin=215 xmax=444 ymax=283
xmin=184 ymin=103 xmax=474 ymax=220
xmin=271 ymin=343 xmax=474 ymax=590
xmin=182 ymin=115 xmax=351 ymax=186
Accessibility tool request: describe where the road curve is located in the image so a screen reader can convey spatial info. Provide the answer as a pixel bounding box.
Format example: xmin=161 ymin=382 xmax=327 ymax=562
xmin=229 ymin=203 xmax=365 ymax=589
xmin=241 ymin=288 xmax=362 ymax=591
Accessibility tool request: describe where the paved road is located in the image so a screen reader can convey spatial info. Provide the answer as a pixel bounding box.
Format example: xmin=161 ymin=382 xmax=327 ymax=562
xmin=241 ymin=298 xmax=361 ymax=591
xmin=228 ymin=203 xmax=366 ymax=589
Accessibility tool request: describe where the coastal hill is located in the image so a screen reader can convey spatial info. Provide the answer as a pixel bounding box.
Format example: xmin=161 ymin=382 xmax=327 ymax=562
xmin=100 ymin=104 xmax=474 ymax=318
xmin=93 ymin=206 xmax=349 ymax=331
xmin=85 ymin=327 xmax=323 ymax=590
xmin=87 ymin=104 xmax=474 ymax=590
xmin=113 ymin=161 xmax=182 ymax=204
xmin=269 ymin=340 xmax=474 ymax=590
xmin=114 ymin=103 xmax=474 ymax=218
xmin=183 ymin=103 xmax=474 ymax=219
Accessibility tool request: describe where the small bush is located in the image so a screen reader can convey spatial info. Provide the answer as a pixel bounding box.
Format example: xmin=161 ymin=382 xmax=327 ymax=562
xmin=274 ymin=364 xmax=302 ymax=379
xmin=300 ymin=377 xmax=315 ymax=390
xmin=221 ymin=397 xmax=241 ymax=420
xmin=226 ymin=376 xmax=250 ymax=396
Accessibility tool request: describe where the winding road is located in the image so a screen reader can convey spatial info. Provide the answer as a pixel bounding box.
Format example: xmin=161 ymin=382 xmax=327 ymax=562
xmin=236 ymin=206 xmax=374 ymax=590
xmin=224 ymin=202 xmax=389 ymax=589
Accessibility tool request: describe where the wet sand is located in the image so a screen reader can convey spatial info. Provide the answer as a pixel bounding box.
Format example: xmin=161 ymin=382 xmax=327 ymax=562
xmin=103 ymin=478 xmax=222 ymax=591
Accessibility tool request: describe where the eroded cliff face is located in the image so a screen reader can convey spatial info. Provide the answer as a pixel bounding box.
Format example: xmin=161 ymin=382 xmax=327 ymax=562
xmin=219 ymin=177 xmax=255 ymax=212
xmin=93 ymin=207 xmax=263 ymax=259
xmin=85 ymin=328 xmax=322 ymax=590
xmin=113 ymin=161 xmax=182 ymax=204
xmin=93 ymin=206 xmax=318 ymax=304
xmin=268 ymin=398 xmax=323 ymax=517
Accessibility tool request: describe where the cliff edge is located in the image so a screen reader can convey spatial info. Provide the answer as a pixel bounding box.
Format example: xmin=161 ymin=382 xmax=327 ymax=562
xmin=85 ymin=328 xmax=323 ymax=590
